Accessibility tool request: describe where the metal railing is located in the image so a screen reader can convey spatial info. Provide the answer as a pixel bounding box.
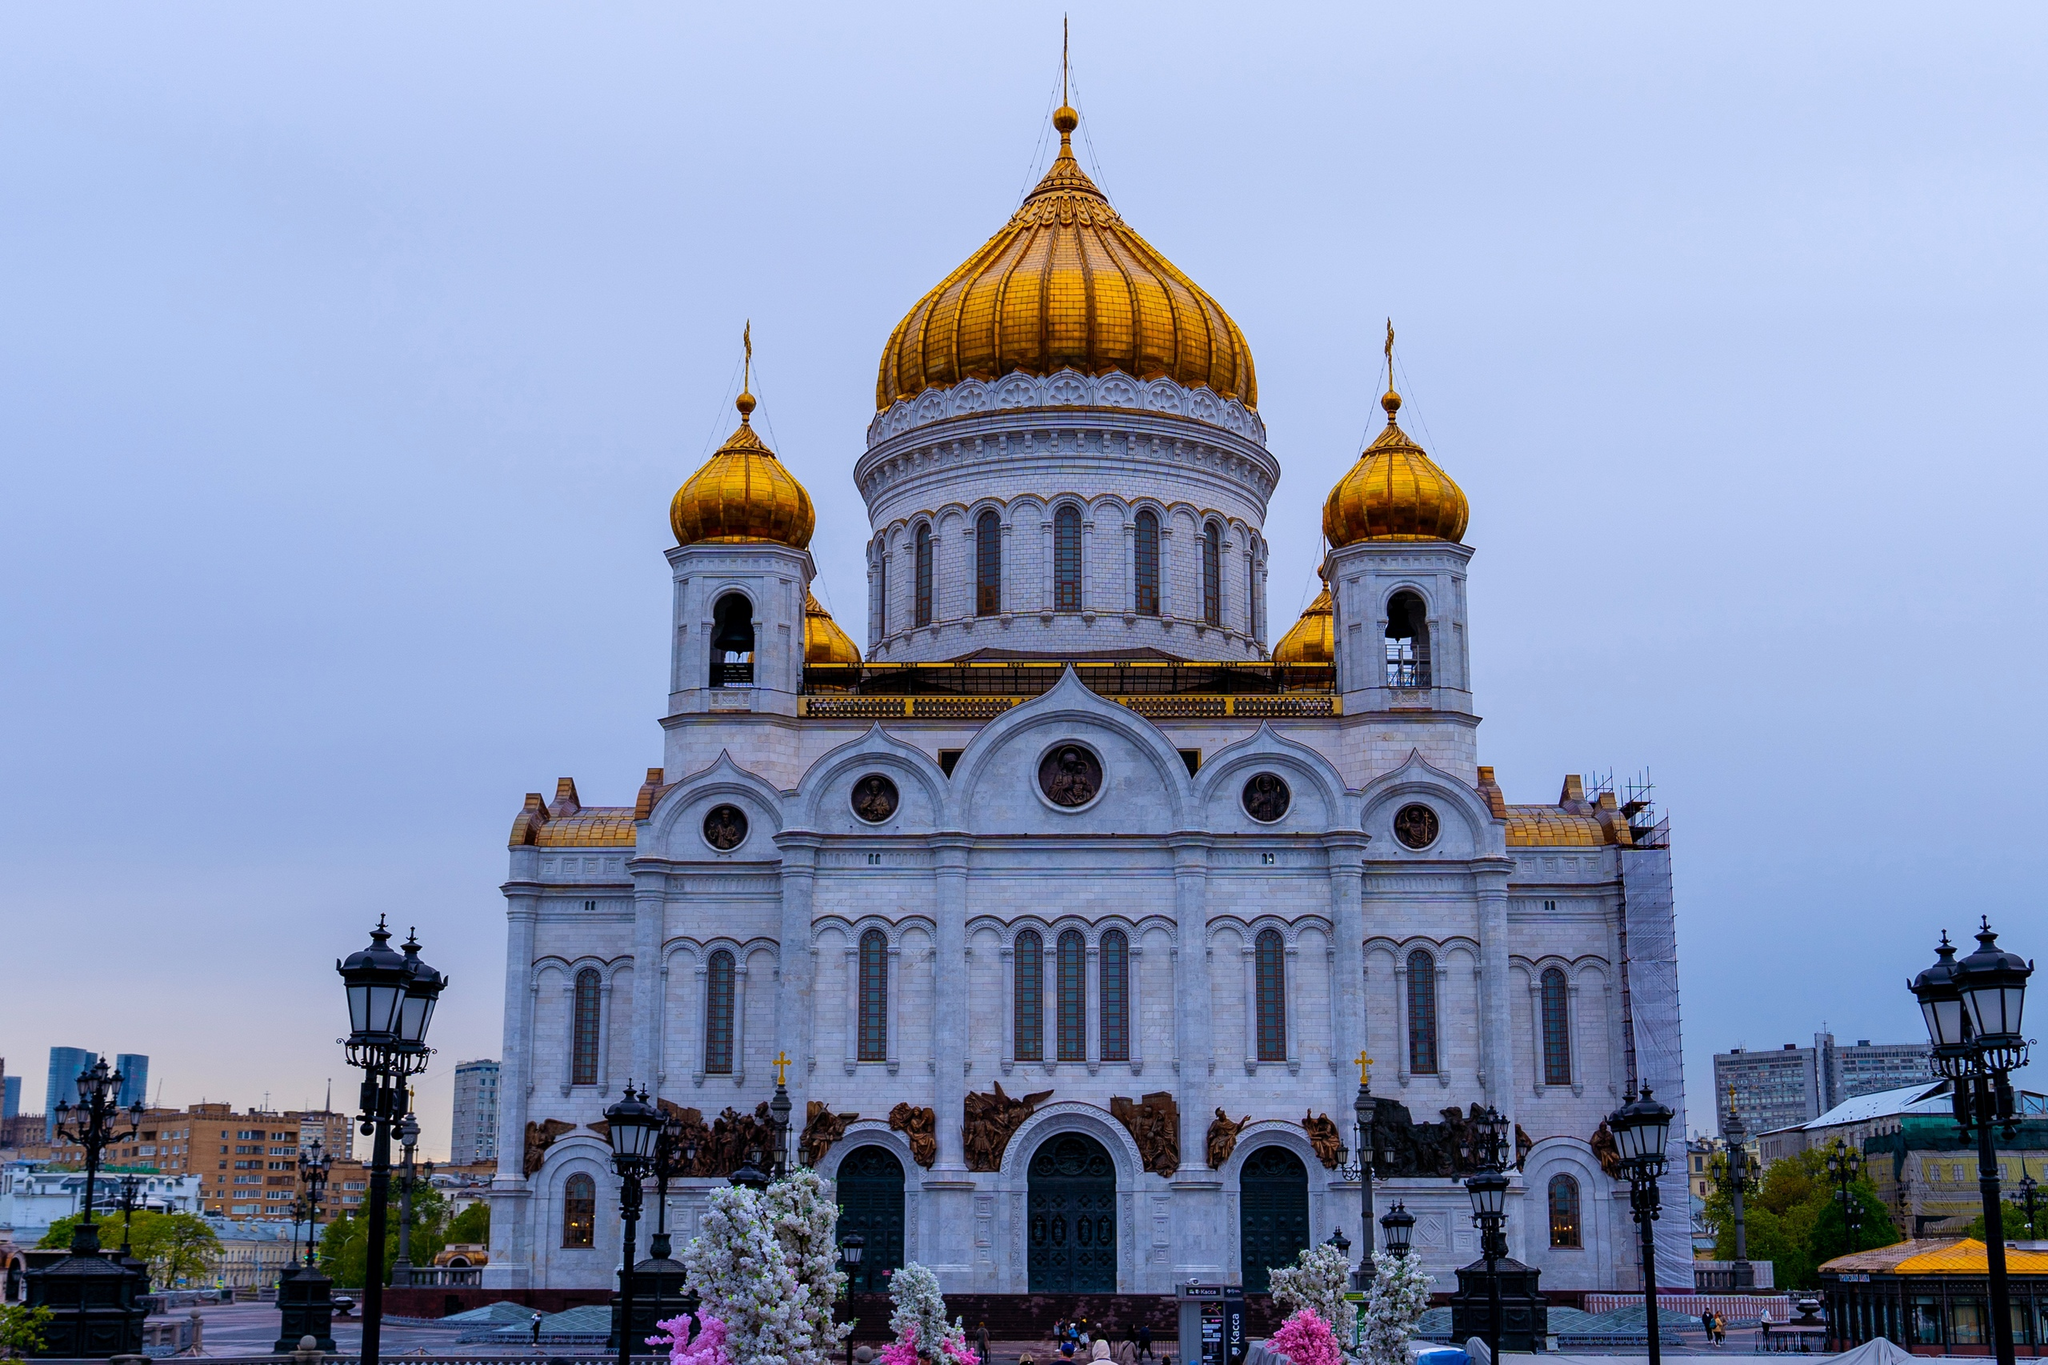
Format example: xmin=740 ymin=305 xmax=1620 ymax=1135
xmin=803 ymin=659 xmax=1336 ymax=698
xmin=394 ymin=1266 xmax=482 ymax=1287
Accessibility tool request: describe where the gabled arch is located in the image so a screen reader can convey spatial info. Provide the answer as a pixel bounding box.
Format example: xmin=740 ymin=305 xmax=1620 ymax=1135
xmin=644 ymin=750 xmax=786 ymax=861
xmin=1358 ymin=749 xmax=1506 ymax=859
xmin=1194 ymin=722 xmax=1355 ymax=832
xmin=787 ymin=724 xmax=949 ymax=833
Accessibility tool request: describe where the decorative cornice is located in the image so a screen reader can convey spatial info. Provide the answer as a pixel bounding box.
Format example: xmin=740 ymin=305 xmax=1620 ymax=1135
xmin=867 ymin=370 xmax=1266 ymax=451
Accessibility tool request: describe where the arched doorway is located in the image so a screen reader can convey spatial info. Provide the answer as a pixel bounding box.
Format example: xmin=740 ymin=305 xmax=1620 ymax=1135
xmin=1028 ymin=1133 xmax=1116 ymax=1293
xmin=835 ymin=1144 xmax=905 ymax=1294
xmin=1239 ymin=1144 xmax=1310 ymax=1293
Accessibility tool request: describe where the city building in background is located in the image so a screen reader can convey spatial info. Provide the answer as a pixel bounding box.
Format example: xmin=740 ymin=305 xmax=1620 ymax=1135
xmin=26 ymin=1102 xmax=349 ymax=1219
xmin=114 ymin=1055 xmax=150 ymax=1110
xmin=0 ymin=1163 xmax=204 ymax=1243
xmin=41 ymin=1047 xmax=92 ymax=1141
xmin=449 ymin=1060 xmax=500 ymax=1166
xmin=1715 ymin=1032 xmax=1933 ymax=1136
xmin=2 ymin=1072 xmax=18 ymax=1119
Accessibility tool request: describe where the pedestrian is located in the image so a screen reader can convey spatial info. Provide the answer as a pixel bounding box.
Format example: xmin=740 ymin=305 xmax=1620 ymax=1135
xmin=530 ymin=1311 xmax=544 ymax=1348
xmin=977 ymin=1322 xmax=991 ymax=1365
xmin=1139 ymin=1326 xmax=1153 ymax=1361
xmin=1701 ymin=1311 xmax=1713 ymax=1341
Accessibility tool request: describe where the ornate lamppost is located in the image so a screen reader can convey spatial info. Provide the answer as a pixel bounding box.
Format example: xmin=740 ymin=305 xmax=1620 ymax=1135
xmin=27 ymin=1055 xmax=147 ymax=1357
xmin=391 ymin=1113 xmax=436 ymax=1287
xmin=603 ymin=1083 xmax=663 ymax=1365
xmin=1717 ymin=1087 xmax=1754 ymax=1290
xmin=113 ymin=1173 xmax=145 ymax=1277
xmin=2014 ymin=1172 xmax=2041 ymax=1239
xmin=276 ymin=1136 xmax=337 ymax=1353
xmin=1333 ymin=1052 xmax=1380 ymax=1289
xmin=1910 ymin=920 xmax=2032 ymax=1365
xmin=1607 ymin=1087 xmax=1675 ymax=1365
xmin=336 ymin=919 xmax=447 ymax=1365
xmin=1379 ymin=1202 xmax=1415 ymax=1259
xmin=299 ymin=1139 xmax=333 ymax=1270
xmin=612 ymin=1099 xmax=697 ymax=1353
xmin=1448 ymin=1106 xmax=1534 ymax=1363
xmin=1824 ymin=1140 xmax=1864 ymax=1255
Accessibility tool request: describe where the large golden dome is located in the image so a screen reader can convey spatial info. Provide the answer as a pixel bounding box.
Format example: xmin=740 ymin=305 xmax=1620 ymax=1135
xmin=1323 ymin=389 xmax=1469 ymax=546
xmin=876 ymin=104 xmax=1256 ymax=411
xmin=670 ymin=389 xmax=816 ymax=549
xmin=1272 ymin=576 xmax=1334 ymax=666
xmin=803 ymin=590 xmax=861 ymax=665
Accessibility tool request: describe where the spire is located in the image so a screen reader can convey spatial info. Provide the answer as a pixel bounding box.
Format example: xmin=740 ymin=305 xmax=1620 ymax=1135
xmin=1382 ymin=317 xmax=1402 ymax=421
xmin=737 ymin=320 xmax=756 ymax=421
xmin=1053 ymin=16 xmax=1079 ymax=151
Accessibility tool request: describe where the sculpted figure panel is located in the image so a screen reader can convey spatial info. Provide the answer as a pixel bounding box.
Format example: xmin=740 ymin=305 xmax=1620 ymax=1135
xmin=889 ymin=1102 xmax=937 ymax=1169
xmin=1303 ymin=1111 xmax=1343 ymax=1169
xmin=524 ymin=1119 xmax=574 ymax=1176
xmin=1206 ymin=1109 xmax=1251 ymax=1169
xmin=1110 ymin=1091 xmax=1180 ymax=1177
xmin=962 ymin=1083 xmax=1053 ymax=1172
xmin=801 ymin=1100 xmax=859 ymax=1168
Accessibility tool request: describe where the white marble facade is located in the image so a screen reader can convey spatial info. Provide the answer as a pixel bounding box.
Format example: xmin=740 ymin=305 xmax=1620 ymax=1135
xmin=483 ymin=360 xmax=1691 ymax=1299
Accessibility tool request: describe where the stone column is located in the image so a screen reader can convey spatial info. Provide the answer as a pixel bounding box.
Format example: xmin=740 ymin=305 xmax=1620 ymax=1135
xmin=1475 ymin=858 xmax=1516 ymax=1126
xmin=931 ymin=836 xmax=972 ymax=1170
xmin=633 ymin=870 xmax=664 ymax=1092
xmin=776 ymin=836 xmax=819 ymax=1135
xmin=485 ymin=890 xmax=538 ymax=1288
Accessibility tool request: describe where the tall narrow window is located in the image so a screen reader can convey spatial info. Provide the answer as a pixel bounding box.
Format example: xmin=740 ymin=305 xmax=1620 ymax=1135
xmin=1100 ymin=929 xmax=1130 ymax=1062
xmin=1202 ymin=522 xmax=1222 ymax=626
xmin=1247 ymin=550 xmax=1257 ymax=635
xmin=1548 ymin=1173 xmax=1582 ymax=1248
xmin=1014 ymin=930 xmax=1043 ymax=1062
xmin=571 ymin=968 xmax=601 ymax=1085
xmin=914 ymin=524 xmax=933 ymax=627
xmin=704 ymin=950 xmax=736 ymax=1075
xmin=1057 ymin=930 xmax=1086 ymax=1062
xmin=976 ymin=510 xmax=1002 ymax=615
xmin=859 ymin=930 xmax=888 ymax=1062
xmin=1054 ymin=506 xmax=1082 ymax=611
xmin=1385 ymin=590 xmax=1432 ymax=687
xmin=1542 ymin=968 xmax=1572 ymax=1085
xmin=1407 ymin=949 xmax=1438 ymax=1075
xmin=1255 ymin=929 xmax=1287 ymax=1063
xmin=1133 ymin=510 xmax=1160 ymax=616
xmin=562 ymin=1173 xmax=596 ymax=1248
xmin=878 ymin=553 xmax=889 ymax=636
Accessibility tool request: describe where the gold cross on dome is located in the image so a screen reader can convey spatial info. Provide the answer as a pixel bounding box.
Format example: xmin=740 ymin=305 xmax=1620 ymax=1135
xmin=1355 ymin=1051 xmax=1374 ymax=1086
xmin=773 ymin=1051 xmax=792 ymax=1086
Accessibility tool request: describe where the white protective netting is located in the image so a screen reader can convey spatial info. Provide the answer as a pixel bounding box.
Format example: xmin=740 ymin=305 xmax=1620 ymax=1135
xmin=1623 ymin=842 xmax=1694 ymax=1290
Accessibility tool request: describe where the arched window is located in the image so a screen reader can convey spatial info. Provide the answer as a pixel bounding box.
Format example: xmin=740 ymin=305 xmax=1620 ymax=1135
xmin=1014 ymin=930 xmax=1043 ymax=1062
xmin=1406 ymin=949 xmax=1438 ymax=1075
xmin=975 ymin=510 xmax=1002 ymax=616
xmin=914 ymin=524 xmax=933 ymax=627
xmin=878 ymin=552 xmax=889 ymax=635
xmin=858 ymin=930 xmax=888 ymax=1062
xmin=710 ymin=592 xmax=754 ymax=687
xmin=1246 ymin=549 xmax=1257 ymax=636
xmin=1202 ymin=522 xmax=1222 ymax=626
xmin=704 ymin=950 xmax=736 ymax=1075
xmin=1133 ymin=510 xmax=1160 ymax=616
xmin=1541 ymin=967 xmax=1572 ymax=1086
xmin=562 ymin=1173 xmax=596 ymax=1248
xmin=1548 ymin=1173 xmax=1582 ymax=1248
xmin=1057 ymin=930 xmax=1086 ymax=1062
xmin=571 ymin=968 xmax=601 ymax=1086
xmin=1255 ymin=929 xmax=1287 ymax=1063
xmin=1385 ymin=590 xmax=1431 ymax=687
xmin=1054 ymin=505 xmax=1082 ymax=611
xmin=1100 ymin=929 xmax=1130 ymax=1062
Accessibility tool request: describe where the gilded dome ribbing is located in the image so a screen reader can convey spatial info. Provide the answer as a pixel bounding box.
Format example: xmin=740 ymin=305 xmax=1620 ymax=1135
xmin=803 ymin=590 xmax=861 ymax=666
xmin=876 ymin=105 xmax=1256 ymax=411
xmin=1322 ymin=389 xmax=1469 ymax=546
xmin=670 ymin=390 xmax=816 ymax=549
xmin=1272 ymin=577 xmax=1334 ymax=666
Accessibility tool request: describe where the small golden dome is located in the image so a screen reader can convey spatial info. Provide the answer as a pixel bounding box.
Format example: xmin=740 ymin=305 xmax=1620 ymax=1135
xmin=803 ymin=590 xmax=862 ymax=666
xmin=876 ymin=104 xmax=1256 ymax=411
xmin=1272 ymin=576 xmax=1334 ymax=666
xmin=670 ymin=389 xmax=816 ymax=549
xmin=1322 ymin=386 xmax=1469 ymax=546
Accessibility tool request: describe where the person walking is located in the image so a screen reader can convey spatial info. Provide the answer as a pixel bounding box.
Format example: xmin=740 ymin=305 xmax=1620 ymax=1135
xmin=530 ymin=1311 xmax=545 ymax=1349
xmin=977 ymin=1322 xmax=991 ymax=1365
xmin=1138 ymin=1326 xmax=1153 ymax=1361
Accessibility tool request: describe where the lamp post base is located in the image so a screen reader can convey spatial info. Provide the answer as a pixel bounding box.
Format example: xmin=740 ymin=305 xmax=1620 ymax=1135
xmin=1446 ymin=1256 xmax=1546 ymax=1353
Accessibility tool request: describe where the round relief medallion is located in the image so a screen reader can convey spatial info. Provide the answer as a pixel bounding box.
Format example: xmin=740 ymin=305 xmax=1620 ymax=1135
xmin=851 ymin=773 xmax=899 ymax=824
xmin=1037 ymin=743 xmax=1104 ymax=808
xmin=1392 ymin=803 xmax=1440 ymax=850
xmin=702 ymin=804 xmax=749 ymax=850
xmin=1241 ymin=772 xmax=1292 ymax=823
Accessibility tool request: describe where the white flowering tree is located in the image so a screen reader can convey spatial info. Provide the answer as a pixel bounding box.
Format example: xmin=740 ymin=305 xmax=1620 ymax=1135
xmin=1357 ymin=1252 xmax=1433 ymax=1365
xmin=1268 ymin=1243 xmax=1353 ymax=1341
xmin=682 ymin=1169 xmax=850 ymax=1365
xmin=884 ymin=1262 xmax=972 ymax=1365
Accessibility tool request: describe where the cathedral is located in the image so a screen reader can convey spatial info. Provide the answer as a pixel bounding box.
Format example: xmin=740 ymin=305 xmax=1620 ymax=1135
xmin=483 ymin=95 xmax=1690 ymax=1298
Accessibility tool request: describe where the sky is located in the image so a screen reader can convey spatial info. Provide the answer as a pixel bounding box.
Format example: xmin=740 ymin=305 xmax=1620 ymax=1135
xmin=3 ymin=3 xmax=2043 ymax=1159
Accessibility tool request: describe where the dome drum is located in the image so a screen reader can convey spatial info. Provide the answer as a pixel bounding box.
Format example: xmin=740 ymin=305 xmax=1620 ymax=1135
xmin=866 ymin=369 xmax=1266 ymax=450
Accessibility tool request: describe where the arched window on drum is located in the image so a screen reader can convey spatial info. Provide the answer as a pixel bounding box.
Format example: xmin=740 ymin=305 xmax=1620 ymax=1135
xmin=976 ymin=510 xmax=1002 ymax=616
xmin=704 ymin=950 xmax=736 ymax=1075
xmin=1255 ymin=929 xmax=1287 ymax=1063
xmin=562 ymin=1172 xmax=595 ymax=1248
xmin=1407 ymin=949 xmax=1439 ymax=1075
xmin=1133 ymin=510 xmax=1160 ymax=616
xmin=1100 ymin=929 xmax=1130 ymax=1062
xmin=1548 ymin=1173 xmax=1582 ymax=1248
xmin=914 ymin=523 xmax=933 ymax=627
xmin=1054 ymin=505 xmax=1082 ymax=611
xmin=1541 ymin=967 xmax=1572 ymax=1086
xmin=1014 ymin=930 xmax=1044 ymax=1062
xmin=571 ymin=968 xmax=600 ymax=1086
xmin=858 ymin=930 xmax=888 ymax=1063
xmin=1201 ymin=521 xmax=1222 ymax=626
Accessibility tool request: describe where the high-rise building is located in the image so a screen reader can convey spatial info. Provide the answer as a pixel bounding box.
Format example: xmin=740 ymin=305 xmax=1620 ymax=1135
xmin=115 ymin=1054 xmax=150 ymax=1110
xmin=1715 ymin=1031 xmax=1935 ymax=1135
xmin=44 ymin=1047 xmax=93 ymax=1140
xmin=450 ymin=1059 xmax=500 ymax=1166
xmin=3 ymin=1073 xmax=19 ymax=1119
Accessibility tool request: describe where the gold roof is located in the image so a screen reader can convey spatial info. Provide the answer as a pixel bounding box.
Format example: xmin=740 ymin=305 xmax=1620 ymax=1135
xmin=670 ymin=388 xmax=816 ymax=549
xmin=803 ymin=590 xmax=862 ymax=666
xmin=1323 ymin=388 xmax=1469 ymax=546
xmin=1822 ymin=1239 xmax=2048 ymax=1276
xmin=1476 ymin=767 xmax=1636 ymax=847
xmin=1272 ymin=577 xmax=1333 ymax=666
xmin=876 ymin=103 xmax=1256 ymax=411
xmin=507 ymin=771 xmax=667 ymax=849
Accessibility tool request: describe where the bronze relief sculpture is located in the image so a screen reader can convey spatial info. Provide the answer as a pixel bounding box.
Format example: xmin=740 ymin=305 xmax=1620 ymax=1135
xmin=801 ymin=1100 xmax=859 ymax=1167
xmin=703 ymin=804 xmax=749 ymax=850
xmin=1590 ymin=1119 xmax=1622 ymax=1178
xmin=1206 ymin=1109 xmax=1251 ymax=1168
xmin=1110 ymin=1091 xmax=1181 ymax=1177
xmin=1241 ymin=772 xmax=1291 ymax=823
xmin=851 ymin=774 xmax=899 ymax=824
xmin=1302 ymin=1111 xmax=1343 ymax=1169
xmin=888 ymin=1101 xmax=937 ymax=1169
xmin=1038 ymin=745 xmax=1102 ymax=807
xmin=962 ymin=1082 xmax=1053 ymax=1171
xmin=523 ymin=1118 xmax=575 ymax=1175
xmin=1393 ymin=802 xmax=1439 ymax=849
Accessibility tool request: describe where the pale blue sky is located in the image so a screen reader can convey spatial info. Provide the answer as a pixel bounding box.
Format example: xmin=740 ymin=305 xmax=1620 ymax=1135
xmin=3 ymin=3 xmax=2042 ymax=1155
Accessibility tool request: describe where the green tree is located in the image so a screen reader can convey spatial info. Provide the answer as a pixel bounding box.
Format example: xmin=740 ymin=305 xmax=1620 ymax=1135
xmin=38 ymin=1211 xmax=222 ymax=1288
xmin=445 ymin=1200 xmax=489 ymax=1246
xmin=1961 ymin=1202 xmax=2048 ymax=1241
xmin=0 ymin=1305 xmax=54 ymax=1359
xmin=318 ymin=1185 xmax=451 ymax=1287
xmin=1700 ymin=1145 xmax=1900 ymax=1289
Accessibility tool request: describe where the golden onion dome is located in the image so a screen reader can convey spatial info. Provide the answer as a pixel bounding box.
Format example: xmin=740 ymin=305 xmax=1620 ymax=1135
xmin=876 ymin=103 xmax=1256 ymax=411
xmin=1322 ymin=388 xmax=1469 ymax=546
xmin=1272 ymin=575 xmax=1334 ymax=666
xmin=670 ymin=387 xmax=816 ymax=549
xmin=803 ymin=590 xmax=862 ymax=665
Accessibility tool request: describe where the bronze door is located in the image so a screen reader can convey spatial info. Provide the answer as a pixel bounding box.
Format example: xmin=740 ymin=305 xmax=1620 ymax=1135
xmin=1028 ymin=1133 xmax=1117 ymax=1293
xmin=835 ymin=1144 xmax=905 ymax=1294
xmin=1239 ymin=1144 xmax=1309 ymax=1293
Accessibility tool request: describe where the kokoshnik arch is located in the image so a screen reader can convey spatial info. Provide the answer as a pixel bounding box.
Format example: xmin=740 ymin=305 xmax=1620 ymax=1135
xmin=484 ymin=91 xmax=1690 ymax=1297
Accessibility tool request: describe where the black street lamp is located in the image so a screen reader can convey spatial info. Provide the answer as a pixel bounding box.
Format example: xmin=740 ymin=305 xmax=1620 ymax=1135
xmin=1718 ymin=1089 xmax=1754 ymax=1290
xmin=299 ymin=1139 xmax=333 ymax=1271
xmin=27 ymin=1055 xmax=149 ymax=1356
xmin=52 ymin=1057 xmax=144 ymax=1252
xmin=1379 ymin=1202 xmax=1414 ymax=1260
xmin=646 ymin=1111 xmax=700 ymax=1262
xmin=1607 ymin=1087 xmax=1674 ymax=1365
xmin=337 ymin=919 xmax=446 ymax=1365
xmin=604 ymin=1083 xmax=663 ymax=1365
xmin=391 ymin=1113 xmax=435 ymax=1287
xmin=838 ymin=1228 xmax=865 ymax=1297
xmin=2015 ymin=1172 xmax=2040 ymax=1239
xmin=1824 ymin=1141 xmax=1864 ymax=1255
xmin=1333 ymin=1052 xmax=1380 ymax=1289
xmin=1910 ymin=920 xmax=2032 ymax=1365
